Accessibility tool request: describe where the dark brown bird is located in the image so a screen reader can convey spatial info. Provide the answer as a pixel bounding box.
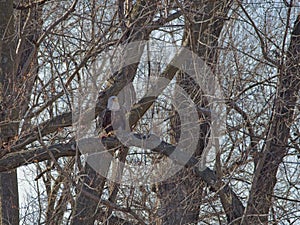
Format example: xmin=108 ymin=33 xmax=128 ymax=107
xmin=97 ymin=96 xmax=127 ymax=137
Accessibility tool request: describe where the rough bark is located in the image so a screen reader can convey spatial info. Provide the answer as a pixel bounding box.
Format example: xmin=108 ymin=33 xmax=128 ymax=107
xmin=0 ymin=0 xmax=41 ymax=224
xmin=157 ymin=1 xmax=235 ymax=224
xmin=71 ymin=163 xmax=106 ymax=224
xmin=0 ymin=1 xmax=19 ymax=224
xmin=244 ymin=15 xmax=300 ymax=224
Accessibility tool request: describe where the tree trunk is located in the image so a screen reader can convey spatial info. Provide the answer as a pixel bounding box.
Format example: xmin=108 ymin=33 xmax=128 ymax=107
xmin=0 ymin=1 xmax=19 ymax=224
xmin=0 ymin=172 xmax=19 ymax=225
xmin=157 ymin=1 xmax=233 ymax=224
xmin=0 ymin=1 xmax=41 ymax=224
xmin=244 ymin=15 xmax=300 ymax=224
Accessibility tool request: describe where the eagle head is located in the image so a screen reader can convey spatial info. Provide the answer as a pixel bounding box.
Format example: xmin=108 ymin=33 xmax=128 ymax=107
xmin=107 ymin=96 xmax=120 ymax=111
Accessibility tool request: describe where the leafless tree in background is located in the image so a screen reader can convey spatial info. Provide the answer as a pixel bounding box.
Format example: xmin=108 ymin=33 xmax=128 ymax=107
xmin=0 ymin=0 xmax=299 ymax=224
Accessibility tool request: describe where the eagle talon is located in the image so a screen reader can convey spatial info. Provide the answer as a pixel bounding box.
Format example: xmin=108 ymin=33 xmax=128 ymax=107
xmin=107 ymin=132 xmax=115 ymax=137
xmin=99 ymin=132 xmax=115 ymax=139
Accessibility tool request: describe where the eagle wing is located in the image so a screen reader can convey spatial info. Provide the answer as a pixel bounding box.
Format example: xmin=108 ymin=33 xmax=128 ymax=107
xmin=111 ymin=108 xmax=126 ymax=131
xmin=95 ymin=106 xmax=128 ymax=136
xmin=95 ymin=109 xmax=112 ymax=136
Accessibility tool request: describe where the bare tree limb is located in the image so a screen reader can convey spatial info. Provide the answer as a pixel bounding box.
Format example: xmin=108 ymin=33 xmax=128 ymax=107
xmin=0 ymin=142 xmax=76 ymax=172
xmin=13 ymin=0 xmax=50 ymax=10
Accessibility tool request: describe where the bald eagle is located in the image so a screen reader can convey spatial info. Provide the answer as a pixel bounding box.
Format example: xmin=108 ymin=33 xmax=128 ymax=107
xmin=97 ymin=96 xmax=127 ymax=137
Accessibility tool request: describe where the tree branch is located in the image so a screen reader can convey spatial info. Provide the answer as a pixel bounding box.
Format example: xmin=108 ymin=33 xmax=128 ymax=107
xmin=13 ymin=0 xmax=50 ymax=10
xmin=0 ymin=142 xmax=76 ymax=172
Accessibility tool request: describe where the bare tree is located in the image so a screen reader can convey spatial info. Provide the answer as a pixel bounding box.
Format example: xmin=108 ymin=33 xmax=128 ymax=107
xmin=0 ymin=1 xmax=300 ymax=224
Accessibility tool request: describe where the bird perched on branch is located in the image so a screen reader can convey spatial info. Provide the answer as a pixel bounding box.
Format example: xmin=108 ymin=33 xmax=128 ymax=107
xmin=96 ymin=96 xmax=128 ymax=138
